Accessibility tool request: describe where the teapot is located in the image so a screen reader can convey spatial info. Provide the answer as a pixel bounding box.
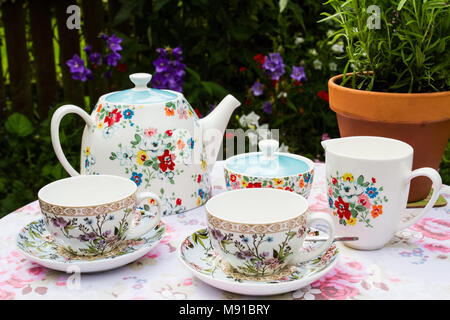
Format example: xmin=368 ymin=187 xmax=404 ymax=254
xmin=51 ymin=73 xmax=240 ymax=215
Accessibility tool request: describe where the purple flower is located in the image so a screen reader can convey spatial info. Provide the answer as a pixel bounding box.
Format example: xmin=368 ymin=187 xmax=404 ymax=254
xmin=51 ymin=217 xmax=68 ymax=228
xmin=153 ymin=56 xmax=170 ymax=73
xmin=71 ymin=68 xmax=92 ymax=82
xmin=251 ymin=81 xmax=264 ymax=96
xmin=66 ymin=54 xmax=85 ymax=73
xmin=291 ymin=66 xmax=307 ymax=82
xmin=210 ymin=229 xmax=225 ymax=241
xmin=262 ymin=52 xmax=285 ymax=80
xmin=262 ymin=101 xmax=273 ymax=114
xmin=83 ymin=44 xmax=92 ymax=55
xmin=104 ymin=52 xmax=121 ymax=66
xmin=152 ymin=46 xmax=186 ymax=92
xmin=106 ymin=34 xmax=122 ymax=52
xmin=89 ymin=52 xmax=102 ymax=66
xmin=172 ymin=46 xmax=183 ymax=60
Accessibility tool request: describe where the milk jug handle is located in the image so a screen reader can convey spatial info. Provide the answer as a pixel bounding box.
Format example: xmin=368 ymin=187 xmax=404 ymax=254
xmin=51 ymin=105 xmax=95 ymax=176
xmin=397 ymin=168 xmax=442 ymax=231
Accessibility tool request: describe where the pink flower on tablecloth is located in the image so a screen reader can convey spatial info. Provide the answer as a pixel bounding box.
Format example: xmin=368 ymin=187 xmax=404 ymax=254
xmin=0 ymin=288 xmax=15 ymax=300
xmin=309 ymin=258 xmax=369 ymax=300
xmin=411 ymin=218 xmax=450 ymax=241
xmin=0 ymin=274 xmax=32 ymax=289
xmin=423 ymin=243 xmax=450 ymax=253
xmin=27 ymin=266 xmax=45 ymax=277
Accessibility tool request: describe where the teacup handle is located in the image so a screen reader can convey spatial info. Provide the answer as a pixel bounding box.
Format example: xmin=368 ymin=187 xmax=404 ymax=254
xmin=126 ymin=192 xmax=163 ymax=240
xmin=397 ymin=167 xmax=442 ymax=231
xmin=51 ymin=104 xmax=95 ymax=176
xmin=293 ymin=211 xmax=336 ymax=263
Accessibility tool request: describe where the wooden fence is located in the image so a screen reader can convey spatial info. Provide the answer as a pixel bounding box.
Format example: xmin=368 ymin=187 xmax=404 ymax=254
xmin=0 ymin=0 xmax=125 ymax=119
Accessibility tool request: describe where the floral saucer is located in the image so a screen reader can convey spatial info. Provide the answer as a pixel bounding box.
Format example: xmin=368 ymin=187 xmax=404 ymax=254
xmin=178 ymin=228 xmax=339 ymax=296
xmin=16 ymin=218 xmax=165 ymax=273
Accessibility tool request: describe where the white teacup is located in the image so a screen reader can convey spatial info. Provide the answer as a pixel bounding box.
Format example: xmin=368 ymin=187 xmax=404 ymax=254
xmin=205 ymin=188 xmax=335 ymax=277
xmin=38 ymin=175 xmax=162 ymax=256
xmin=322 ymin=136 xmax=442 ymax=250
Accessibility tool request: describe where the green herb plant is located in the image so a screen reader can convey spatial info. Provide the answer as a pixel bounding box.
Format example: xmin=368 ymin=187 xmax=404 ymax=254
xmin=319 ymin=0 xmax=449 ymax=92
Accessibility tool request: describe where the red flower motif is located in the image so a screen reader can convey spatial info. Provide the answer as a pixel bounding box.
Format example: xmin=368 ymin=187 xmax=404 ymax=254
xmin=104 ymin=108 xmax=122 ymax=127
xmin=332 ymin=177 xmax=338 ymax=185
xmin=334 ymin=196 xmax=351 ymax=220
xmin=230 ymin=174 xmax=237 ymax=182
xmin=372 ymin=177 xmax=376 ymax=183
xmin=157 ymin=149 xmax=176 ymax=172
xmin=176 ymin=198 xmax=182 ymax=206
xmin=165 ymin=129 xmax=173 ymax=137
xmin=317 ymin=90 xmax=329 ymax=102
xmin=197 ymin=174 xmax=202 ymax=183
xmin=253 ymin=53 xmax=266 ymax=67
xmin=248 ymin=182 xmax=262 ymax=188
xmin=194 ymin=108 xmax=202 ymax=118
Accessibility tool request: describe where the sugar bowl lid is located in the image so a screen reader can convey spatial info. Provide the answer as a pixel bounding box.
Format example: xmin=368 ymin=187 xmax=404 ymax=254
xmin=105 ymin=73 xmax=178 ymax=104
xmin=224 ymin=139 xmax=313 ymax=178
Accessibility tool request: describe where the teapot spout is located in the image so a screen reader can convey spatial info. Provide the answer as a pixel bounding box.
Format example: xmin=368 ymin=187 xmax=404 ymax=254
xmin=199 ymin=94 xmax=241 ymax=165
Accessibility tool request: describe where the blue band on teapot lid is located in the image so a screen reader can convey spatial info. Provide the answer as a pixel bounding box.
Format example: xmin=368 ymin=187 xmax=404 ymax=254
xmin=105 ymin=73 xmax=178 ymax=104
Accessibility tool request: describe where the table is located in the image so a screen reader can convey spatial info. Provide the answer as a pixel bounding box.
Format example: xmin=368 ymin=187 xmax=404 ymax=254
xmin=0 ymin=161 xmax=449 ymax=300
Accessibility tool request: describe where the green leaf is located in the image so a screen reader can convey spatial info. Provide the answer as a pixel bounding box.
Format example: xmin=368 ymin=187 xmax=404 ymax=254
xmin=279 ymin=0 xmax=289 ymax=13
xmin=397 ymin=0 xmax=407 ymax=11
xmin=5 ymin=113 xmax=34 ymax=137
xmin=357 ymin=175 xmax=364 ymax=186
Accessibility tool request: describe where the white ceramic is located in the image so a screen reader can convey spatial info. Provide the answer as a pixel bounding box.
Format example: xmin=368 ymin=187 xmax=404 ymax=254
xmin=38 ymin=174 xmax=162 ymax=256
xmin=322 ymin=136 xmax=442 ymax=250
xmin=224 ymin=139 xmax=315 ymax=198
xmin=205 ymin=188 xmax=336 ymax=277
xmin=178 ymin=228 xmax=339 ymax=296
xmin=51 ymin=73 xmax=241 ymax=216
xmin=16 ymin=218 xmax=165 ymax=273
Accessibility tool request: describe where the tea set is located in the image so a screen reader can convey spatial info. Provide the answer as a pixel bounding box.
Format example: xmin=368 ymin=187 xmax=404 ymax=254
xmin=16 ymin=72 xmax=443 ymax=295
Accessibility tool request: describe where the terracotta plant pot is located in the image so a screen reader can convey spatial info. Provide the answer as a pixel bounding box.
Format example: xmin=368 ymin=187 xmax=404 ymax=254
xmin=328 ymin=74 xmax=450 ymax=202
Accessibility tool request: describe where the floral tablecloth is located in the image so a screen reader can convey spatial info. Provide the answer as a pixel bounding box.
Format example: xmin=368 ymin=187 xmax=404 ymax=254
xmin=0 ymin=161 xmax=449 ymax=300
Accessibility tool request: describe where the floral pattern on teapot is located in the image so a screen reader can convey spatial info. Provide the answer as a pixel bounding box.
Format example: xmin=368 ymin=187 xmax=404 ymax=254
xmin=327 ymin=171 xmax=388 ymax=228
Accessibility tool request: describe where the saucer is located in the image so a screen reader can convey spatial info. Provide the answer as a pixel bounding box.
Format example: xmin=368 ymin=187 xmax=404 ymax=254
xmin=178 ymin=228 xmax=339 ymax=296
xmin=16 ymin=218 xmax=165 ymax=273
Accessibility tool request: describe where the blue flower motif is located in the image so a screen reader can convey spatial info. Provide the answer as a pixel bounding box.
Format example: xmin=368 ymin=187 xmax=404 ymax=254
xmin=198 ymin=189 xmax=205 ymax=199
xmin=85 ymin=159 xmax=90 ymax=168
xmin=328 ymin=196 xmax=334 ymax=208
xmin=304 ymin=173 xmax=311 ymax=183
xmin=365 ymin=187 xmax=379 ymax=198
xmin=131 ymin=172 xmax=143 ymax=186
xmin=187 ymin=138 xmax=195 ymax=149
xmin=123 ymin=108 xmax=134 ymax=119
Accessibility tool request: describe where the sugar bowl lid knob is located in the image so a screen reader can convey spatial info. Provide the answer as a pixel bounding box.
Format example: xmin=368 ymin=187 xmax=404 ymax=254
xmin=130 ymin=73 xmax=152 ymax=91
xmin=259 ymin=139 xmax=279 ymax=160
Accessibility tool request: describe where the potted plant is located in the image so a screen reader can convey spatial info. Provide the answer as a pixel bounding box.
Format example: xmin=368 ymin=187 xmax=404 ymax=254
xmin=320 ymin=0 xmax=450 ymax=201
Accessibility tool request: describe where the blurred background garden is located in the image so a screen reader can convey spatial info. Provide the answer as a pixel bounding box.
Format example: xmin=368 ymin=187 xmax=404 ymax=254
xmin=0 ymin=0 xmax=448 ymax=216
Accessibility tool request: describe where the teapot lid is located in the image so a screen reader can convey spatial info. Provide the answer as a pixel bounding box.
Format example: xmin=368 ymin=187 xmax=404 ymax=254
xmin=224 ymin=139 xmax=313 ymax=178
xmin=105 ymin=73 xmax=178 ymax=104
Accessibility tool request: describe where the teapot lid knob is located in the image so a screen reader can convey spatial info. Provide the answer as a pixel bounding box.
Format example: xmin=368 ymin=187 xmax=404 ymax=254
xmin=130 ymin=73 xmax=152 ymax=91
xmin=259 ymin=139 xmax=279 ymax=160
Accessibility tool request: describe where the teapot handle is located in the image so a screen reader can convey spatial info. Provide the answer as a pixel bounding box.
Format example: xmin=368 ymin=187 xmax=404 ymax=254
xmin=51 ymin=104 xmax=95 ymax=176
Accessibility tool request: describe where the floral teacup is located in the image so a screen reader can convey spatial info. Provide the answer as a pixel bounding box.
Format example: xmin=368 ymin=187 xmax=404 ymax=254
xmin=205 ymin=188 xmax=335 ymax=277
xmin=38 ymin=175 xmax=162 ymax=256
